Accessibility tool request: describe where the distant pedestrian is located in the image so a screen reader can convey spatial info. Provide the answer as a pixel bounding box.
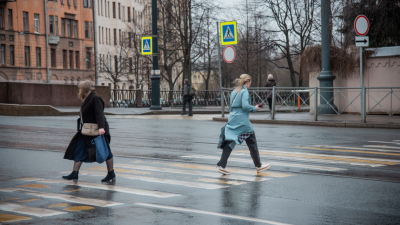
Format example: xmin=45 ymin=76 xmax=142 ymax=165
xmin=182 ymin=79 xmax=193 ymax=116
xmin=265 ymin=74 xmax=276 ymax=112
xmin=63 ymin=81 xmax=116 ymax=182
xmin=217 ymin=74 xmax=270 ymax=175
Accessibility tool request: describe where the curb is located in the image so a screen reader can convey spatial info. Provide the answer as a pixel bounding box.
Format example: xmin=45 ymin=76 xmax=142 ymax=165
xmin=212 ymin=117 xmax=400 ymax=129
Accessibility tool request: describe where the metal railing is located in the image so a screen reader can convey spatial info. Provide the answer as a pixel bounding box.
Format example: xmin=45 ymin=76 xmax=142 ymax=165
xmin=220 ymin=87 xmax=400 ymax=122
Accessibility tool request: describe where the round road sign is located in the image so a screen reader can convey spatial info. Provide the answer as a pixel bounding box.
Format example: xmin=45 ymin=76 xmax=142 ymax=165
xmin=223 ymin=46 xmax=235 ymax=63
xmin=354 ymin=15 xmax=369 ymax=36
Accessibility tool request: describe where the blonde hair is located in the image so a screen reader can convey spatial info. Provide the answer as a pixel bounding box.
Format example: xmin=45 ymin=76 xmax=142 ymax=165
xmin=233 ymin=74 xmax=252 ymax=93
xmin=78 ymin=80 xmax=95 ymax=100
xmin=268 ymin=74 xmax=274 ymax=80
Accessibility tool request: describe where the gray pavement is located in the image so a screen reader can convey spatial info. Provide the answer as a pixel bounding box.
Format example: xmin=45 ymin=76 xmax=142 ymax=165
xmin=1 ymin=115 xmax=400 ymax=224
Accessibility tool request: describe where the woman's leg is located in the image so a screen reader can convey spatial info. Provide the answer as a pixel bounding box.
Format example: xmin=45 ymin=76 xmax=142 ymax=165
xmin=267 ymin=98 xmax=273 ymax=111
xmin=105 ymin=158 xmax=114 ymax=172
xmin=73 ymin=161 xmax=83 ymax=171
xmin=245 ymin=133 xmax=262 ymax=168
xmin=217 ymin=143 xmax=233 ymax=168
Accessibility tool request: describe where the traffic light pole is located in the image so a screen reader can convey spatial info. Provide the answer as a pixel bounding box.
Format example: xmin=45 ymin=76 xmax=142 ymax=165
xmin=150 ymin=0 xmax=161 ymax=110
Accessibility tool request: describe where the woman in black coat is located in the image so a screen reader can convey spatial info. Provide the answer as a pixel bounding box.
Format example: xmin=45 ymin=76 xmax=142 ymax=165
xmin=265 ymin=74 xmax=277 ymax=112
xmin=62 ymin=81 xmax=116 ymax=182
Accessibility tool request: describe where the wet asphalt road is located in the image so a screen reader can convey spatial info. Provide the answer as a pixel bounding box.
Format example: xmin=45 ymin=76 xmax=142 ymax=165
xmin=0 ymin=115 xmax=400 ymax=225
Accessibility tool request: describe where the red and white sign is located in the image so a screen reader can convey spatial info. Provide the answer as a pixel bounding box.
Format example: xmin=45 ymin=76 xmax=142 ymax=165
xmin=223 ymin=46 xmax=235 ymax=63
xmin=354 ymin=15 xmax=369 ymax=36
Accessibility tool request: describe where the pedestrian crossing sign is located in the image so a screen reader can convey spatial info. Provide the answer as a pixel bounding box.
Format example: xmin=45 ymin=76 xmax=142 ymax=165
xmin=220 ymin=21 xmax=237 ymax=45
xmin=141 ymin=37 xmax=152 ymax=55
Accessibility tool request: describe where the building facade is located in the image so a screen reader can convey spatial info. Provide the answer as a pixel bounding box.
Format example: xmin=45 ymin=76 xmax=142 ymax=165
xmin=0 ymin=0 xmax=96 ymax=84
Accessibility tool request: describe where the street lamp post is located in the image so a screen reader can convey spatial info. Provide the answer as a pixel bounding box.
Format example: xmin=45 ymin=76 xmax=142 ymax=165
xmin=317 ymin=0 xmax=337 ymax=114
xmin=150 ymin=0 xmax=161 ymax=110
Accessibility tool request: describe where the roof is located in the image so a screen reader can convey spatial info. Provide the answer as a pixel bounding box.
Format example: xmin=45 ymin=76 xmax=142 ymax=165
xmin=366 ymin=46 xmax=400 ymax=58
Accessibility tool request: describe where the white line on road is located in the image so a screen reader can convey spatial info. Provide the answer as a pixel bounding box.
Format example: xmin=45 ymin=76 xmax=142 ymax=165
xmin=363 ymin=145 xmax=400 ymax=150
xmin=313 ymin=145 xmax=400 ymax=153
xmin=135 ymin=203 xmax=292 ymax=225
xmin=0 ymin=202 xmax=67 ymax=217
xmin=114 ymin=164 xmax=270 ymax=182
xmin=15 ymin=178 xmax=45 ymax=182
xmin=37 ymin=179 xmax=181 ymax=198
xmin=181 ymin=155 xmax=347 ymax=171
xmin=0 ymin=188 xmax=123 ymax=207
xmin=368 ymin=141 xmax=400 ymax=145
xmin=77 ymin=170 xmax=229 ymax=190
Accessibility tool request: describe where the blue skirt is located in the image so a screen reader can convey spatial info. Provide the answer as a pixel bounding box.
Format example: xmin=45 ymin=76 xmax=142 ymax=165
xmin=73 ymin=136 xmax=113 ymax=163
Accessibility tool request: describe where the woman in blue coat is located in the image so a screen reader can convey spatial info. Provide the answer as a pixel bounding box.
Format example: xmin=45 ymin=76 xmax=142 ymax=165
xmin=217 ymin=74 xmax=270 ymax=175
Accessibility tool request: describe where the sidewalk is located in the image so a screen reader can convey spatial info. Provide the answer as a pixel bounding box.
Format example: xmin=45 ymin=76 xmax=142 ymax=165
xmin=212 ymin=112 xmax=400 ymax=129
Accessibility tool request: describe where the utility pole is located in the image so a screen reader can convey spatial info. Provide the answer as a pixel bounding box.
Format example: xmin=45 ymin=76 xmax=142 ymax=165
xmin=93 ymin=0 xmax=99 ymax=85
xmin=150 ymin=0 xmax=161 ymax=110
xmin=317 ymin=0 xmax=337 ymax=114
xmin=217 ymin=22 xmax=224 ymax=118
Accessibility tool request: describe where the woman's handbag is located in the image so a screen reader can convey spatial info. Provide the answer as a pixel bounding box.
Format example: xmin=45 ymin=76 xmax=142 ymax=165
xmin=91 ymin=135 xmax=110 ymax=163
xmin=80 ymin=110 xmax=99 ymax=136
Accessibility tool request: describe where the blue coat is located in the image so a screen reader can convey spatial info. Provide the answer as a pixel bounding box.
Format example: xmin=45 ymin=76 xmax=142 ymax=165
xmin=218 ymin=85 xmax=256 ymax=149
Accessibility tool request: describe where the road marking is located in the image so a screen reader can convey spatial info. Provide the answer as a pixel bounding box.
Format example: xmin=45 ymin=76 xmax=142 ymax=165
xmin=0 ymin=202 xmax=66 ymax=217
xmin=17 ymin=198 xmax=40 ymax=203
xmin=0 ymin=213 xmax=32 ymax=223
xmin=135 ymin=203 xmax=292 ymax=225
xmin=0 ymin=188 xmax=123 ymax=207
xmin=2 ymin=198 xmax=20 ymax=201
xmin=49 ymin=203 xmax=70 ymax=208
xmin=170 ymin=163 xmax=293 ymax=178
xmin=79 ymin=170 xmax=228 ymax=190
xmin=15 ymin=178 xmax=45 ymax=182
xmin=369 ymin=141 xmax=400 ymax=145
xmin=196 ymin=178 xmax=247 ymax=186
xmin=114 ymin=115 xmax=216 ymax=121
xmin=17 ymin=184 xmax=49 ymax=189
xmin=115 ymin=164 xmax=270 ymax=182
xmin=313 ymin=145 xmax=400 ymax=153
xmin=181 ymin=155 xmax=346 ymax=171
xmin=87 ymin=166 xmax=152 ymax=175
xmin=363 ymin=145 xmax=400 ymax=150
xmin=64 ymin=206 xmax=94 ymax=211
xmin=299 ymin=146 xmax=400 ymax=157
xmin=38 ymin=179 xmax=181 ymax=198
xmin=64 ymin=189 xmax=82 ymax=192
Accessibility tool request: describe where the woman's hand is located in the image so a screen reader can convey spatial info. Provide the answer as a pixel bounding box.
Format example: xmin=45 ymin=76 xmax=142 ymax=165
xmin=256 ymin=106 xmax=261 ymax=111
xmin=99 ymin=128 xmax=105 ymax=136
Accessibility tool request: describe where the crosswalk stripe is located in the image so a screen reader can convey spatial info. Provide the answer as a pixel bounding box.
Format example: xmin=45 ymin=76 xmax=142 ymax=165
xmin=114 ymin=164 xmax=270 ymax=182
xmin=313 ymin=145 xmax=400 ymax=153
xmin=368 ymin=141 xmax=400 ymax=145
xmin=0 ymin=188 xmax=123 ymax=207
xmin=0 ymin=213 xmax=32 ymax=223
xmin=77 ymin=170 xmax=229 ymax=190
xmin=170 ymin=163 xmax=293 ymax=178
xmin=15 ymin=178 xmax=45 ymax=182
xmin=363 ymin=145 xmax=400 ymax=150
xmin=298 ymin=146 xmax=400 ymax=157
xmin=181 ymin=155 xmax=347 ymax=171
xmin=135 ymin=203 xmax=292 ymax=225
xmin=37 ymin=179 xmax=181 ymax=198
xmin=0 ymin=202 xmax=66 ymax=217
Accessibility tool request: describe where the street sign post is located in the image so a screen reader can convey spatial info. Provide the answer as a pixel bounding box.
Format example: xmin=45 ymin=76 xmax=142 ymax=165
xmin=223 ymin=46 xmax=235 ymax=63
xmin=141 ymin=37 xmax=152 ymax=55
xmin=220 ymin=21 xmax=237 ymax=45
xmin=354 ymin=15 xmax=370 ymax=89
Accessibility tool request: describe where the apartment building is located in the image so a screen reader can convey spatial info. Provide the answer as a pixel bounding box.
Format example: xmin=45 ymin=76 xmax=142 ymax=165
xmin=191 ymin=70 xmax=219 ymax=91
xmin=0 ymin=0 xmax=96 ymax=84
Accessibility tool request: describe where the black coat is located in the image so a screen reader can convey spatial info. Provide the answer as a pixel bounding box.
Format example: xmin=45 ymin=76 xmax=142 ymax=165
xmin=265 ymin=78 xmax=276 ymax=98
xmin=64 ymin=91 xmax=111 ymax=162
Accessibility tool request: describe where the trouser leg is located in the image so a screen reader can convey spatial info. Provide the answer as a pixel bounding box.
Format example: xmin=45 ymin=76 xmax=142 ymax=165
xmin=182 ymin=99 xmax=187 ymax=114
xmin=189 ymin=99 xmax=193 ymax=115
xmin=217 ymin=143 xmax=233 ymax=168
xmin=267 ymin=98 xmax=272 ymax=111
xmin=245 ymin=133 xmax=262 ymax=167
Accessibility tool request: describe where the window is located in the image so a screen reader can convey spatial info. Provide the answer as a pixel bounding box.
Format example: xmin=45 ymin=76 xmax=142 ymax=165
xmin=63 ymin=50 xmax=67 ymax=68
xmin=51 ymin=48 xmax=56 ymax=67
xmin=49 ymin=15 xmax=54 ymax=34
xmin=113 ymin=29 xmax=116 ymax=45
xmin=67 ymin=19 xmax=71 ymax=37
xmin=108 ymin=1 xmax=110 ymax=18
xmin=122 ymin=6 xmax=124 ymax=21
xmin=129 ymin=58 xmax=132 ymax=73
xmin=128 ymin=7 xmax=130 ymax=22
xmin=84 ymin=0 xmax=88 ymax=8
xmin=101 ymin=0 xmax=103 ymax=16
xmin=68 ymin=0 xmax=71 ymax=6
xmin=98 ymin=26 xmax=101 ymax=43
xmin=36 ymin=47 xmax=41 ymax=67
xmin=109 ymin=29 xmax=110 ymax=45
xmin=112 ymin=2 xmax=115 ymax=18
xmin=118 ymin=3 xmax=120 ymax=19
xmin=34 ymin=14 xmax=39 ymax=33
xmin=102 ymin=27 xmax=104 ymax=44
xmin=8 ymin=9 xmax=12 ymax=29
xmin=128 ymin=32 xmax=131 ymax=48
xmin=86 ymin=51 xmax=91 ymax=69
xmin=0 ymin=7 xmax=4 ymax=29
xmin=55 ymin=16 xmax=59 ymax=35
xmin=90 ymin=22 xmax=93 ymax=39
xmin=98 ymin=0 xmax=100 ymax=15
xmin=69 ymin=50 xmax=73 ymax=68
xmin=25 ymin=46 xmax=30 ymax=66
xmin=74 ymin=0 xmax=77 ymax=7
xmin=23 ymin=12 xmax=28 ymax=31
xmin=10 ymin=45 xmax=14 ymax=65
xmin=119 ymin=29 xmax=121 ymax=45
xmin=73 ymin=21 xmax=77 ymax=38
xmin=114 ymin=55 xmax=117 ymax=72
xmin=61 ymin=18 xmax=65 ymax=36
xmin=85 ymin=21 xmax=89 ymax=38
xmin=89 ymin=0 xmax=91 ymax=8
xmin=0 ymin=45 xmax=4 ymax=65
xmin=75 ymin=51 xmax=79 ymax=69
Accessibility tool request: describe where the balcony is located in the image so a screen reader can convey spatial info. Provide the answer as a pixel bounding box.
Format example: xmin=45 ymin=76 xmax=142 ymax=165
xmin=48 ymin=35 xmax=60 ymax=45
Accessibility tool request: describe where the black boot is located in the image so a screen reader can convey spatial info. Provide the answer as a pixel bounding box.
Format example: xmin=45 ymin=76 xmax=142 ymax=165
xmin=62 ymin=171 xmax=79 ymax=181
xmin=101 ymin=170 xmax=116 ymax=182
